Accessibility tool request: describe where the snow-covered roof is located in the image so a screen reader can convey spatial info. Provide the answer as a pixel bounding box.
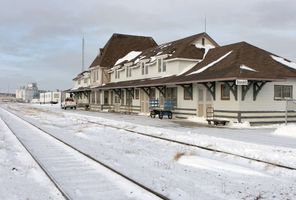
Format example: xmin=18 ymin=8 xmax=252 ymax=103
xmin=271 ymin=55 xmax=296 ymax=70
xmin=175 ymin=41 xmax=296 ymax=83
xmin=115 ymin=32 xmax=219 ymax=68
xmin=188 ymin=51 xmax=232 ymax=75
xmin=240 ymin=65 xmax=257 ymax=72
xmin=115 ymin=51 xmax=142 ymax=66
xmin=88 ymin=33 xmax=157 ymax=68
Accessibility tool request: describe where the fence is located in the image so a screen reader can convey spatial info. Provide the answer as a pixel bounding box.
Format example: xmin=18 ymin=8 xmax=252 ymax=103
xmin=285 ymin=99 xmax=296 ymax=125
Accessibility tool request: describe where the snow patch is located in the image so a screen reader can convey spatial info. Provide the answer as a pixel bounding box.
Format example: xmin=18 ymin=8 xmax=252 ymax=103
xmin=271 ymin=55 xmax=296 ymax=70
xmin=159 ymin=43 xmax=172 ymax=49
xmin=240 ymin=65 xmax=257 ymax=72
xmin=186 ymin=116 xmax=208 ymax=124
xmin=195 ymin=44 xmax=215 ymax=59
xmin=227 ymin=121 xmax=251 ymax=129
xmin=177 ymin=62 xmax=200 ymax=76
xmin=178 ymin=155 xmax=267 ymax=176
xmin=188 ymin=51 xmax=232 ymax=75
xmin=115 ymin=51 xmax=142 ymax=66
xmin=272 ymin=124 xmax=296 ymax=138
xmin=149 ymin=56 xmax=156 ymax=63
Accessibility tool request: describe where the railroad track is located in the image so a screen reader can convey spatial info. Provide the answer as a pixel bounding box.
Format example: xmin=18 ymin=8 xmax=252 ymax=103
xmin=4 ymin=105 xmax=296 ymax=171
xmin=0 ymin=108 xmax=169 ymax=200
xmin=84 ymin=120 xmax=296 ymax=171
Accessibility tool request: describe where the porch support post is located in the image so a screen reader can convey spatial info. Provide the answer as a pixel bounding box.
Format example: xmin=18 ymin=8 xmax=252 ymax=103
xmin=202 ymin=82 xmax=216 ymax=100
xmin=88 ymin=91 xmax=90 ymax=104
xmin=126 ymin=88 xmax=134 ymax=99
xmin=156 ymin=86 xmax=166 ymax=97
xmin=253 ymin=81 xmax=268 ymax=101
xmin=241 ymin=81 xmax=253 ymax=101
xmin=224 ymin=81 xmax=238 ymax=101
xmin=83 ymin=91 xmax=88 ymax=98
xmin=237 ymin=111 xmax=242 ymax=123
xmin=112 ymin=89 xmax=122 ymax=99
xmin=178 ymin=84 xmax=193 ymax=99
xmin=141 ymin=87 xmax=150 ymax=97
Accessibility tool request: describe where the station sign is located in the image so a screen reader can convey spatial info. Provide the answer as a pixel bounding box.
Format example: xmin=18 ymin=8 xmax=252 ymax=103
xmin=236 ymin=79 xmax=248 ymax=85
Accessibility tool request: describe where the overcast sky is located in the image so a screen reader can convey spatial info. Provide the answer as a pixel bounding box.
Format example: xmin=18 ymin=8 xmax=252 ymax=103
xmin=0 ymin=0 xmax=295 ymax=93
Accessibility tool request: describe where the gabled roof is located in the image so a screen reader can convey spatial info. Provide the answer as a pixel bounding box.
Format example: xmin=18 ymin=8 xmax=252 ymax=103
xmin=97 ymin=41 xmax=296 ymax=90
xmin=176 ymin=41 xmax=296 ymax=83
xmin=72 ymin=70 xmax=90 ymax=81
xmin=118 ymin=32 xmax=219 ymax=66
xmin=89 ymin=33 xmax=157 ymax=68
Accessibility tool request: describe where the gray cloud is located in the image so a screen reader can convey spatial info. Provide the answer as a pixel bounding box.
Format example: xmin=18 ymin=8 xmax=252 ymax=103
xmin=0 ymin=0 xmax=295 ymax=92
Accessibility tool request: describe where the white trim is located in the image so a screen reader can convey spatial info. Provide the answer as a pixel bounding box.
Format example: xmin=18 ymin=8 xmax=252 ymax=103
xmin=130 ymin=65 xmax=140 ymax=69
xmin=117 ymin=68 xmax=125 ymax=72
xmin=166 ymin=58 xmax=201 ymax=62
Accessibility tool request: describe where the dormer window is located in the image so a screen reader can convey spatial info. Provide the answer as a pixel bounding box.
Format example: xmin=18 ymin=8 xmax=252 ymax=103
xmin=157 ymin=59 xmax=166 ymax=72
xmin=126 ymin=66 xmax=132 ymax=77
xmin=145 ymin=64 xmax=148 ymax=74
xmin=141 ymin=63 xmax=145 ymax=75
xmin=158 ymin=59 xmax=161 ymax=72
xmin=163 ymin=60 xmax=166 ymax=72
xmin=115 ymin=70 xmax=120 ymax=79
xmin=141 ymin=62 xmax=148 ymax=75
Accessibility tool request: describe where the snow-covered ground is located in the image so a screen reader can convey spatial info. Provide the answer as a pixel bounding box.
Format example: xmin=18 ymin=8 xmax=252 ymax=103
xmin=0 ymin=113 xmax=64 ymax=200
xmin=1 ymin=103 xmax=296 ymax=200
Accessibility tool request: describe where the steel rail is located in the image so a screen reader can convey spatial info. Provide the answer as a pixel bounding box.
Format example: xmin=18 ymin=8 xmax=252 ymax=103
xmin=1 ymin=119 xmax=72 ymax=200
xmin=86 ymin=120 xmax=296 ymax=171
xmin=1 ymin=108 xmax=169 ymax=200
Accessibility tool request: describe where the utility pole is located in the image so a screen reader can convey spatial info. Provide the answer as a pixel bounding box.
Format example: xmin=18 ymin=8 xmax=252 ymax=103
xmin=204 ymin=15 xmax=207 ymax=33
xmin=82 ymin=36 xmax=85 ymax=72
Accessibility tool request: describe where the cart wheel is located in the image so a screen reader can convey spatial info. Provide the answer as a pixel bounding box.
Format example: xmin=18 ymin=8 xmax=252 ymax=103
xmin=150 ymin=111 xmax=155 ymax=118
xmin=159 ymin=114 xmax=163 ymax=119
xmin=150 ymin=113 xmax=156 ymax=118
xmin=168 ymin=112 xmax=172 ymax=119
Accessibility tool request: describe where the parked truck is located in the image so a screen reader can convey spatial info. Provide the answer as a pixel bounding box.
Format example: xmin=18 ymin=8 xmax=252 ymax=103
xmin=61 ymin=97 xmax=77 ymax=110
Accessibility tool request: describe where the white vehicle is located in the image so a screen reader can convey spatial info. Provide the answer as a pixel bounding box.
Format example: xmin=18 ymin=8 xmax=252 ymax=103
xmin=61 ymin=98 xmax=77 ymax=110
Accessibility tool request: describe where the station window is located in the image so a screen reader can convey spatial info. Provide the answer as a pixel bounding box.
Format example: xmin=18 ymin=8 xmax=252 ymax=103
xmin=202 ymin=38 xmax=205 ymax=46
xmin=183 ymin=86 xmax=193 ymax=100
xmin=141 ymin=63 xmax=145 ymax=75
xmin=158 ymin=59 xmax=161 ymax=72
xmin=274 ymin=85 xmax=293 ymax=100
xmin=115 ymin=70 xmax=120 ymax=79
xmin=158 ymin=59 xmax=166 ymax=72
xmin=135 ymin=89 xmax=140 ymax=99
xmin=221 ymin=84 xmax=230 ymax=100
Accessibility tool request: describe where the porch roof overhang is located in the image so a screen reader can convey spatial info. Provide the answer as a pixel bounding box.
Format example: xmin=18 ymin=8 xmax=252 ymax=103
xmin=95 ymin=76 xmax=282 ymax=91
xmin=69 ymin=86 xmax=91 ymax=93
xmin=95 ymin=76 xmax=177 ymax=90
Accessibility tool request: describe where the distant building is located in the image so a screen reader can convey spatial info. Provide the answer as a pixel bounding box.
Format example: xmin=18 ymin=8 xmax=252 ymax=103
xmin=0 ymin=93 xmax=16 ymax=102
xmin=15 ymin=83 xmax=40 ymax=102
xmin=39 ymin=90 xmax=71 ymax=104
xmin=39 ymin=91 xmax=63 ymax=104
